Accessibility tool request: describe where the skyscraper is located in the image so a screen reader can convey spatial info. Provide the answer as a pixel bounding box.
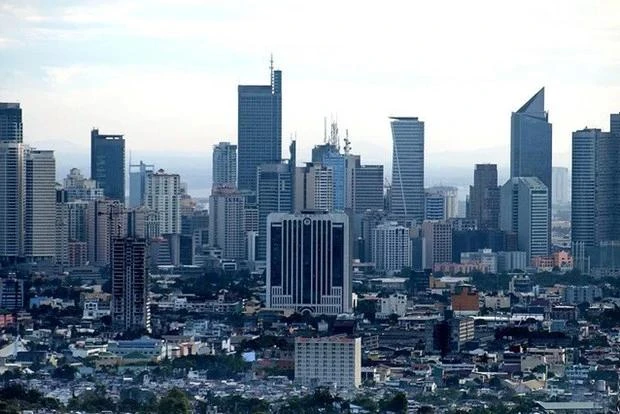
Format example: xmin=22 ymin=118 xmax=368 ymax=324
xmin=390 ymin=117 xmax=424 ymax=224
xmin=111 ymin=238 xmax=150 ymax=332
xmin=64 ymin=168 xmax=103 ymax=202
xmin=128 ymin=161 xmax=154 ymax=208
xmin=552 ymin=167 xmax=570 ymax=205
xmin=572 ymin=128 xmax=602 ymax=248
xmin=372 ymin=221 xmax=411 ymax=274
xmin=352 ymin=165 xmax=384 ymax=214
xmin=425 ymin=186 xmax=458 ymax=221
xmin=500 ymin=177 xmax=549 ymax=261
xmin=87 ymin=199 xmax=127 ymax=266
xmin=595 ymin=115 xmax=620 ymax=243
xmin=510 ymin=88 xmax=552 ymax=209
xmin=24 ymin=149 xmax=56 ymax=261
xmin=294 ymin=163 xmax=334 ymax=212
xmin=0 ymin=103 xmax=23 ymax=143
xmin=145 ymin=169 xmax=181 ymax=235
xmin=312 ymin=143 xmax=346 ymax=211
xmin=468 ymin=164 xmax=500 ymax=230
xmin=422 ymin=220 xmax=453 ymax=268
xmin=0 ymin=142 xmax=25 ymax=260
xmin=256 ymin=162 xmax=293 ymax=261
xmin=267 ymin=211 xmax=351 ymax=314
xmin=212 ymin=142 xmax=237 ymax=188
xmin=237 ymin=63 xmax=282 ymax=196
xmin=90 ymin=129 xmax=125 ymax=203
xmin=208 ymin=186 xmax=246 ymax=260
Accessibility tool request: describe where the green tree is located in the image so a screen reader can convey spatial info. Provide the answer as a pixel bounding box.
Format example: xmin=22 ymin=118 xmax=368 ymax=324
xmin=379 ymin=392 xmax=407 ymax=413
xmin=158 ymin=387 xmax=191 ymax=414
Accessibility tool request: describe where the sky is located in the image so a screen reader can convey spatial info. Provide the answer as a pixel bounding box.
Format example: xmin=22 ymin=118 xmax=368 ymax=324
xmin=1 ymin=0 xmax=619 ymax=193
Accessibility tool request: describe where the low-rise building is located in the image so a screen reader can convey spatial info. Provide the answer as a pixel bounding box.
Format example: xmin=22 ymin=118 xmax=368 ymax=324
xmin=377 ymin=293 xmax=407 ymax=319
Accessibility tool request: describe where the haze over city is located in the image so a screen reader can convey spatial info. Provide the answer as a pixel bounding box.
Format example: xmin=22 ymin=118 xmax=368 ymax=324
xmin=2 ymin=0 xmax=620 ymax=194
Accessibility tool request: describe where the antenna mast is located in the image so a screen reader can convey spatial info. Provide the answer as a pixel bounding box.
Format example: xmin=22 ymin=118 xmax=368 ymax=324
xmin=343 ymin=129 xmax=351 ymax=154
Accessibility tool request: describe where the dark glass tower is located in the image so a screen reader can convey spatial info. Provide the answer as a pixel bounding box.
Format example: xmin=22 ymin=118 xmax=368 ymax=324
xmin=237 ymin=64 xmax=282 ymax=198
xmin=90 ymin=128 xmax=125 ymax=203
xmin=510 ymin=88 xmax=552 ymax=202
xmin=469 ymin=164 xmax=500 ymax=230
xmin=0 ymin=103 xmax=23 ymax=143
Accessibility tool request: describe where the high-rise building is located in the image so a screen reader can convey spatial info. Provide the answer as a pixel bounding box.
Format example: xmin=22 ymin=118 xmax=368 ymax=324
xmin=267 ymin=211 xmax=351 ymax=314
xmin=468 ymin=164 xmax=500 ymax=230
xmin=352 ymin=165 xmax=384 ymax=214
xmin=572 ymin=128 xmax=602 ymax=248
xmin=390 ymin=117 xmax=424 ymax=225
xmin=145 ymin=169 xmax=181 ymax=235
xmin=294 ymin=163 xmax=334 ymax=212
xmin=424 ymin=186 xmax=458 ymax=221
xmin=90 ymin=128 xmax=125 ymax=203
xmin=500 ymin=177 xmax=549 ymax=261
xmin=208 ymin=186 xmax=246 ymax=260
xmin=0 ymin=142 xmax=25 ymax=260
xmin=422 ymin=220 xmax=453 ymax=268
xmin=111 ymin=238 xmax=150 ymax=332
xmin=24 ymin=150 xmax=56 ymax=261
xmin=359 ymin=209 xmax=388 ymax=262
xmin=295 ymin=336 xmax=361 ymax=389
xmin=372 ymin=221 xmax=411 ymax=274
xmin=552 ymin=167 xmax=570 ymax=205
xmin=312 ymin=143 xmax=346 ymax=211
xmin=237 ymin=64 xmax=282 ymax=196
xmin=0 ymin=103 xmax=22 ymax=143
xmin=63 ymin=168 xmax=103 ymax=202
xmin=212 ymin=142 xmax=237 ymax=188
xmin=595 ymin=114 xmax=620 ymax=244
xmin=87 ymin=199 xmax=127 ymax=266
xmin=256 ymin=163 xmax=293 ymax=261
xmin=510 ymin=88 xmax=552 ymax=213
xmin=128 ymin=161 xmax=154 ymax=208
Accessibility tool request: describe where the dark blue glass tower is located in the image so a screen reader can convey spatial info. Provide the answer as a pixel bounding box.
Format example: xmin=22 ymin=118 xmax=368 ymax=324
xmin=90 ymin=128 xmax=125 ymax=203
xmin=0 ymin=103 xmax=23 ymax=143
xmin=510 ymin=88 xmax=552 ymax=198
xmin=237 ymin=65 xmax=282 ymax=198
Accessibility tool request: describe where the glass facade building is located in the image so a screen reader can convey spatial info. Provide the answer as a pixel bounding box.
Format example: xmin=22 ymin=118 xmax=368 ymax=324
xmin=0 ymin=103 xmax=22 ymax=143
xmin=90 ymin=128 xmax=125 ymax=203
xmin=237 ymin=68 xmax=282 ymax=197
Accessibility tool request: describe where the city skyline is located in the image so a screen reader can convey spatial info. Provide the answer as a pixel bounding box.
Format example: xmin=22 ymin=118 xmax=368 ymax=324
xmin=1 ymin=1 xmax=619 ymax=179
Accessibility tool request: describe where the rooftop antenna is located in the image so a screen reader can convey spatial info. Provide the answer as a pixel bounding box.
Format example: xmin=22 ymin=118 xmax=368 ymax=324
xmin=343 ymin=129 xmax=351 ymax=154
xmin=329 ymin=116 xmax=339 ymax=151
xmin=323 ymin=117 xmax=327 ymax=144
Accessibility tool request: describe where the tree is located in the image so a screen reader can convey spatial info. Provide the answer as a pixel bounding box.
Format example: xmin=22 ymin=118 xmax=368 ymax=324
xmin=52 ymin=364 xmax=77 ymax=381
xmin=379 ymin=392 xmax=407 ymax=413
xmin=158 ymin=387 xmax=191 ymax=414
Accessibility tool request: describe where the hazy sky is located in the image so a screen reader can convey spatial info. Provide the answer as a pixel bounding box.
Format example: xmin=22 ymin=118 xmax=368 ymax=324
xmin=1 ymin=0 xmax=619 ymax=181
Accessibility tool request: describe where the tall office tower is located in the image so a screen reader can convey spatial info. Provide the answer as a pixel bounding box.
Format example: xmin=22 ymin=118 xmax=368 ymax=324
xmin=468 ymin=164 xmax=500 ymax=230
xmin=266 ymin=211 xmax=351 ymax=314
xmin=500 ymin=177 xmax=549 ymax=261
xmin=510 ymin=88 xmax=552 ymax=212
xmin=0 ymin=142 xmax=25 ymax=261
xmin=294 ymin=163 xmax=334 ymax=212
xmin=111 ymin=238 xmax=150 ymax=332
xmin=372 ymin=221 xmax=412 ymax=274
xmin=595 ymin=114 xmax=620 ymax=244
xmin=63 ymin=168 xmax=103 ymax=201
xmin=390 ymin=117 xmax=424 ymax=225
xmin=359 ymin=209 xmax=388 ymax=262
xmin=552 ymin=167 xmax=570 ymax=205
xmin=24 ymin=150 xmax=56 ymax=261
xmin=0 ymin=103 xmax=22 ymax=143
xmin=572 ymin=129 xmax=603 ymax=248
xmin=90 ymin=128 xmax=125 ymax=202
xmin=312 ymin=143 xmax=346 ymax=211
xmin=128 ymin=161 xmax=154 ymax=208
xmin=67 ymin=200 xmax=89 ymax=242
xmin=344 ymin=153 xmax=361 ymax=210
xmin=237 ymin=63 xmax=282 ymax=196
xmin=208 ymin=186 xmax=246 ymax=260
xmin=55 ymin=192 xmax=69 ymax=266
xmin=352 ymin=165 xmax=384 ymax=214
xmin=422 ymin=220 xmax=453 ymax=268
xmin=145 ymin=169 xmax=181 ymax=235
xmin=424 ymin=186 xmax=458 ymax=221
xmin=87 ymin=199 xmax=127 ymax=266
xmin=256 ymin=163 xmax=293 ymax=261
xmin=212 ymin=142 xmax=237 ymax=188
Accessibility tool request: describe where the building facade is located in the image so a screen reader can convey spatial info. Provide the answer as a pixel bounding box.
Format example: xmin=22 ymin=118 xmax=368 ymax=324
xmin=295 ymin=336 xmax=361 ymax=388
xmin=0 ymin=103 xmax=22 ymax=143
xmin=372 ymin=221 xmax=411 ymax=274
xmin=212 ymin=141 xmax=237 ymax=188
xmin=390 ymin=117 xmax=424 ymax=224
xmin=468 ymin=164 xmax=500 ymax=230
xmin=145 ymin=169 xmax=181 ymax=235
xmin=422 ymin=220 xmax=453 ymax=268
xmin=0 ymin=142 xmax=25 ymax=260
xmin=267 ymin=211 xmax=351 ymax=314
xmin=90 ymin=128 xmax=125 ymax=202
xmin=294 ymin=163 xmax=334 ymax=212
xmin=352 ymin=165 xmax=384 ymax=214
xmin=128 ymin=161 xmax=154 ymax=208
xmin=208 ymin=186 xmax=246 ymax=260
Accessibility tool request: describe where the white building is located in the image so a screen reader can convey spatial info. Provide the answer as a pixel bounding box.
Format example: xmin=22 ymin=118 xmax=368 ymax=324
xmin=63 ymin=168 xmax=103 ymax=201
xmin=372 ymin=222 xmax=411 ymax=274
xmin=377 ymin=293 xmax=408 ymax=318
xmin=422 ymin=220 xmax=452 ymax=267
xmin=461 ymin=249 xmax=498 ymax=274
xmin=267 ymin=211 xmax=351 ymax=314
xmin=497 ymin=251 xmax=527 ymax=272
xmin=295 ymin=335 xmax=361 ymax=388
xmin=294 ymin=163 xmax=334 ymax=212
xmin=212 ymin=142 xmax=237 ymax=188
xmin=208 ymin=186 xmax=246 ymax=260
xmin=0 ymin=142 xmax=25 ymax=260
xmin=145 ymin=169 xmax=181 ymax=235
